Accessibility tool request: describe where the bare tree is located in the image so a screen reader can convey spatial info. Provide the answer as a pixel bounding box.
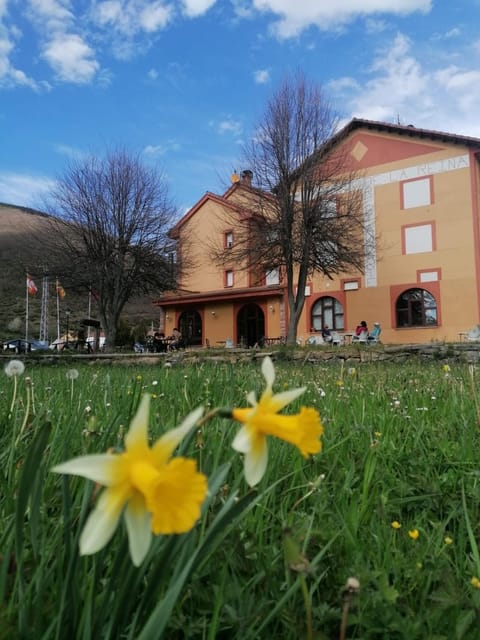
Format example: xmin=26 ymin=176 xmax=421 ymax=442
xmin=213 ymin=74 xmax=367 ymax=344
xmin=45 ymin=148 xmax=179 ymax=348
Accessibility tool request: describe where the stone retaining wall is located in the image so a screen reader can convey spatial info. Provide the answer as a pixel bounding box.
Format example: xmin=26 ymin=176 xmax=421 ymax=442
xmin=3 ymin=342 xmax=480 ymax=366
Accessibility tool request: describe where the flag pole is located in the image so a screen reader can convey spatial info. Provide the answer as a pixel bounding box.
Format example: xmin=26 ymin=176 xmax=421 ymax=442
xmin=56 ymin=278 xmax=60 ymax=340
xmin=25 ymin=275 xmax=29 ymax=343
xmin=87 ymin=287 xmax=92 ymax=340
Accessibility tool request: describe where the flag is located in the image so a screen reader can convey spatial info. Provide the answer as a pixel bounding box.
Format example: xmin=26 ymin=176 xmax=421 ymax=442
xmin=56 ymin=279 xmax=66 ymax=299
xmin=27 ymin=274 xmax=37 ymax=296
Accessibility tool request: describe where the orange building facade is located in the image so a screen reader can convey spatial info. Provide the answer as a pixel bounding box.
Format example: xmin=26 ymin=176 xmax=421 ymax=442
xmin=154 ymin=119 xmax=480 ymax=346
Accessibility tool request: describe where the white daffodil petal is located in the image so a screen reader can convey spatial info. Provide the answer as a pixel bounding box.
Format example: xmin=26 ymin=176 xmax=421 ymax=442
xmin=244 ymin=438 xmax=268 ymax=487
xmin=124 ymin=497 xmax=152 ymax=567
xmin=232 ymin=425 xmax=252 ymax=454
xmin=269 ymin=387 xmax=306 ymax=411
xmin=79 ymin=487 xmax=125 ymax=555
xmin=52 ymin=454 xmax=120 ymax=486
xmin=125 ymin=394 xmax=150 ymax=453
xmin=152 ymin=405 xmax=204 ymax=461
xmin=261 ymin=356 xmax=275 ymax=389
xmin=246 ymin=390 xmax=257 ymax=406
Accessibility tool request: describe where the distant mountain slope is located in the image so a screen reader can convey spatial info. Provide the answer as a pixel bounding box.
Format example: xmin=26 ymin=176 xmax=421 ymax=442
xmin=0 ymin=203 xmax=161 ymax=343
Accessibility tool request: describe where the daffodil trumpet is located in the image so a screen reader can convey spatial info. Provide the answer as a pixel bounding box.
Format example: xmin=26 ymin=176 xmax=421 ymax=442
xmin=228 ymin=356 xmax=323 ymax=487
xmin=53 ymin=395 xmax=208 ymax=566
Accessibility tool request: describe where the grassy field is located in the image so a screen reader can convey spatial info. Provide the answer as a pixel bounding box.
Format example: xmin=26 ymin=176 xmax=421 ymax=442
xmin=2 ymin=356 xmax=480 ymax=639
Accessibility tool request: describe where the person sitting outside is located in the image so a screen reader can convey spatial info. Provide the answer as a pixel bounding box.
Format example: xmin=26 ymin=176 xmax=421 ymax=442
xmin=321 ymin=325 xmax=333 ymax=343
xmin=353 ymin=320 xmax=369 ymax=341
xmin=153 ymin=331 xmax=168 ymax=353
xmin=168 ymin=327 xmax=183 ymax=351
xmin=367 ymin=322 xmax=382 ymax=342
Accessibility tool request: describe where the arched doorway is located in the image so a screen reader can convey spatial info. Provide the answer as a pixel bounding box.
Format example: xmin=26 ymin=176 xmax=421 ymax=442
xmin=237 ymin=303 xmax=265 ymax=347
xmin=179 ymin=310 xmax=202 ymax=347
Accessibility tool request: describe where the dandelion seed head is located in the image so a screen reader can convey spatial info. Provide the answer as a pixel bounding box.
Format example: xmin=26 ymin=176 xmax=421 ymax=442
xmin=5 ymin=360 xmax=25 ymax=377
xmin=66 ymin=368 xmax=79 ymax=380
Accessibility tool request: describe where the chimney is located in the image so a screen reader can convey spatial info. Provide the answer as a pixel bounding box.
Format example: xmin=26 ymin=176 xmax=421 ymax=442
xmin=240 ymin=169 xmax=253 ymax=187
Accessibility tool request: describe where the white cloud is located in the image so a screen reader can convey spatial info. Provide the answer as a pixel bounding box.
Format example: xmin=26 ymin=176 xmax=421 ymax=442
xmin=181 ymin=0 xmax=217 ymax=18
xmin=211 ymin=118 xmax=243 ymax=136
xmin=139 ymin=2 xmax=173 ymax=31
xmin=0 ymin=19 xmax=40 ymax=89
xmin=143 ymin=141 xmax=180 ymax=156
xmin=251 ymin=0 xmax=432 ymax=39
xmin=0 ymin=172 xmax=55 ymax=208
xmin=147 ymin=67 xmax=158 ymax=79
xmin=329 ymin=32 xmax=480 ymax=137
xmin=42 ymin=33 xmax=99 ymax=83
xmin=93 ymin=0 xmax=173 ymax=35
xmin=254 ymin=68 xmax=270 ymax=84
xmin=54 ymin=143 xmax=86 ymax=159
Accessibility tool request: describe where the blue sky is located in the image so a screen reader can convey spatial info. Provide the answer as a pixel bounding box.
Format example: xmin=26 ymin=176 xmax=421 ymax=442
xmin=1 ymin=0 xmax=480 ymax=215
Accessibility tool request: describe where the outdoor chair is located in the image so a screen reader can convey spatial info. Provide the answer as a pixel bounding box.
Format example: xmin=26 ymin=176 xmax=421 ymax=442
xmin=331 ymin=331 xmax=344 ymax=346
xmin=352 ymin=330 xmax=368 ymax=343
xmin=464 ymin=324 xmax=480 ymax=341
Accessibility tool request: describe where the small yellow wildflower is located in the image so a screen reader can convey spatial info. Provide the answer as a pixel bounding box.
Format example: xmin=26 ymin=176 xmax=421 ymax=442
xmin=231 ymin=356 xmax=323 ymax=487
xmin=53 ymin=395 xmax=207 ymax=566
xmin=442 ymin=364 xmax=451 ymax=373
xmin=391 ymin=521 xmax=401 ymax=529
xmin=374 ymin=431 xmax=382 ymax=437
xmin=136 ymin=375 xmax=142 ymax=381
xmin=408 ymin=529 xmax=420 ymax=540
xmin=444 ymin=536 xmax=453 ymax=545
xmin=336 ymin=380 xmax=344 ymax=387
xmin=471 ymin=577 xmax=480 ymax=589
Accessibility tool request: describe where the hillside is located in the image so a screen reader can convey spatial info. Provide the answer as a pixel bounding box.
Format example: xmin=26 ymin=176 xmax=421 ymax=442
xmin=0 ymin=203 xmax=162 ymax=344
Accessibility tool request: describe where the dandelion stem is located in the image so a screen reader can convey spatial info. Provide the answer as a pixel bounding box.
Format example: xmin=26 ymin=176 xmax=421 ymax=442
xmin=9 ymin=375 xmax=18 ymax=417
xmin=15 ymin=381 xmax=31 ymax=447
xmin=300 ymin=574 xmax=313 ymax=640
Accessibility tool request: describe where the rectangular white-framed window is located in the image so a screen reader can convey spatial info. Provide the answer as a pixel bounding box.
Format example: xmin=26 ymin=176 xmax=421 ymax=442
xmin=402 ymin=177 xmax=432 ymax=209
xmin=225 ymin=231 xmax=233 ymax=248
xmin=403 ymin=223 xmax=434 ymax=254
xmin=419 ymin=270 xmax=439 ymax=282
xmin=343 ymin=281 xmax=359 ymax=291
xmin=225 ymin=270 xmax=234 ymax=287
xmin=265 ymin=268 xmax=279 ymax=286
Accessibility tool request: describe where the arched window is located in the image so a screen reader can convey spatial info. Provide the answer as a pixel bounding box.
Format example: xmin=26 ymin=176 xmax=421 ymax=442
xmin=311 ymin=296 xmax=344 ymax=331
xmin=396 ymin=288 xmax=438 ymax=327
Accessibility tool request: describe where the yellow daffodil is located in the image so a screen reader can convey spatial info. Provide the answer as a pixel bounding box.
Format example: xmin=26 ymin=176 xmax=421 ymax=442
xmin=408 ymin=529 xmax=420 ymax=540
xmin=231 ymin=356 xmax=323 ymax=487
xmin=53 ymin=395 xmax=207 ymax=566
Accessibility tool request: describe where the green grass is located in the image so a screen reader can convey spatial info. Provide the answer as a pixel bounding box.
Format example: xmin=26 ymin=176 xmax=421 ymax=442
xmin=2 ymin=358 xmax=480 ymax=639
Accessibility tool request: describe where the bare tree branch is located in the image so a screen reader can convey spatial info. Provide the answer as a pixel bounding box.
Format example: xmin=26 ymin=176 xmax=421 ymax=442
xmin=212 ymin=73 xmax=369 ymax=344
xmin=44 ymin=148 xmax=180 ymax=348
